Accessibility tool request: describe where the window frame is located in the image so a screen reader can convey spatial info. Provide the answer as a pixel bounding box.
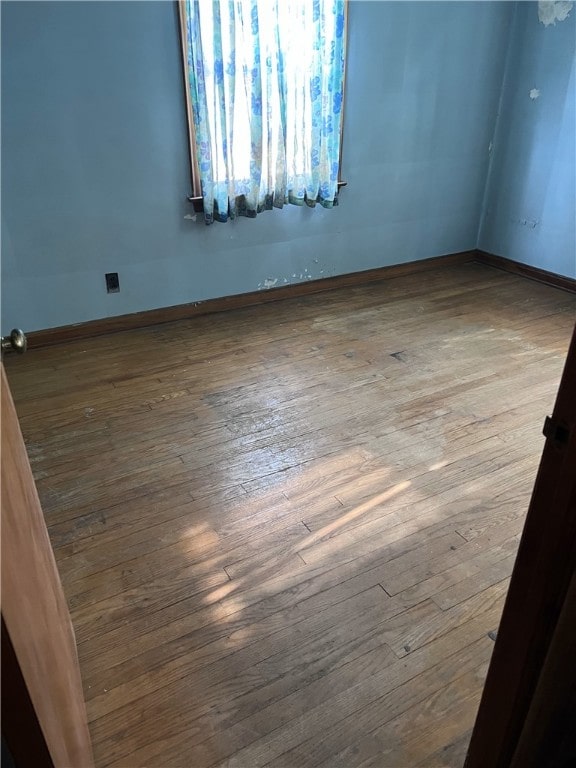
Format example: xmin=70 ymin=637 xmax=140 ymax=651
xmin=178 ymin=0 xmax=348 ymax=213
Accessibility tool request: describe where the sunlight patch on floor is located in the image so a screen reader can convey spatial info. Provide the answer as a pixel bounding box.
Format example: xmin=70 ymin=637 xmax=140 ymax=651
xmin=297 ymin=480 xmax=412 ymax=551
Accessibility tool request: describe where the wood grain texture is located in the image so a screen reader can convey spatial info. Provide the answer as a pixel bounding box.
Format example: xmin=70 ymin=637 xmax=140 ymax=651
xmin=5 ymin=262 xmax=575 ymax=768
xmin=511 ymin=569 xmax=576 ymax=768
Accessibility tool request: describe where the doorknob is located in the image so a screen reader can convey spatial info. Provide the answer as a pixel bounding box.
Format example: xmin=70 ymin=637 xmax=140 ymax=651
xmin=1 ymin=329 xmax=27 ymax=355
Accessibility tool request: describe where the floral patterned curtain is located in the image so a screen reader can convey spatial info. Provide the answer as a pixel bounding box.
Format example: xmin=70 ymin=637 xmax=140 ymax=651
xmin=182 ymin=0 xmax=346 ymax=224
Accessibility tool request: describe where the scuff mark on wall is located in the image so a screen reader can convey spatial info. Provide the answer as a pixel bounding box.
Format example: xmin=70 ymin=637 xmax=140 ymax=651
xmin=529 ymin=88 xmax=540 ymax=99
xmin=258 ymin=273 xmax=315 ymax=289
xmin=538 ymin=1 xmax=573 ymax=26
xmin=512 ymin=217 xmax=539 ymax=229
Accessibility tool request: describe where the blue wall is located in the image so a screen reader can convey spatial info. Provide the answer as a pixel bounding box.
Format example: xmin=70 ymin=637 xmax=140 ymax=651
xmin=479 ymin=3 xmax=576 ymax=278
xmin=1 ymin=1 xmax=513 ymax=332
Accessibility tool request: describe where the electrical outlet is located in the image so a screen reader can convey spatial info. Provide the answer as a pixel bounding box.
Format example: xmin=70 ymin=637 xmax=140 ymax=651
xmin=105 ymin=273 xmax=120 ymax=293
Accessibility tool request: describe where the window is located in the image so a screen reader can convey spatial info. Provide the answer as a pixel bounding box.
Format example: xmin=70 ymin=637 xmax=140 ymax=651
xmin=179 ymin=0 xmax=347 ymax=223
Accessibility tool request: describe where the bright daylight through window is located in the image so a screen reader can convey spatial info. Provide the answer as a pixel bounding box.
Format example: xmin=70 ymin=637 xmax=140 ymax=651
xmin=180 ymin=0 xmax=347 ymax=223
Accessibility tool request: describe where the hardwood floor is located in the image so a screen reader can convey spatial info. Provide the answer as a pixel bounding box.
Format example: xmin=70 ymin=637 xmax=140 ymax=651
xmin=5 ymin=262 xmax=576 ymax=768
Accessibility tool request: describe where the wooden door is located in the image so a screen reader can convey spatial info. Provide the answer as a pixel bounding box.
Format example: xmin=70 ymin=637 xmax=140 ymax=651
xmin=1 ymin=364 xmax=94 ymax=767
xmin=510 ymin=568 xmax=576 ymax=768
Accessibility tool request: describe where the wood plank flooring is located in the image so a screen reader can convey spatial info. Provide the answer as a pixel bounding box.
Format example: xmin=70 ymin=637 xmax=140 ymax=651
xmin=5 ymin=262 xmax=576 ymax=768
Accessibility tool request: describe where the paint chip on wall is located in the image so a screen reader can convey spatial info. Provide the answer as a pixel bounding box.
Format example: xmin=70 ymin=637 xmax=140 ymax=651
xmin=538 ymin=1 xmax=573 ymax=26
xmin=263 ymin=278 xmax=278 ymax=288
xmin=529 ymin=88 xmax=540 ymax=99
